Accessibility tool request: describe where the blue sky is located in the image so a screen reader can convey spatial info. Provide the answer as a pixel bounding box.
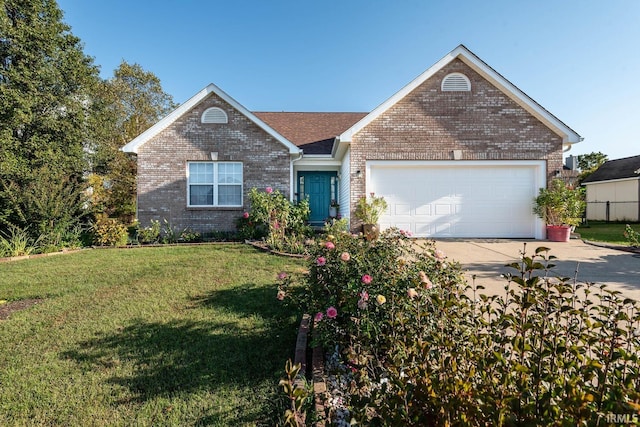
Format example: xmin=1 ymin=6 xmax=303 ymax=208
xmin=57 ymin=0 xmax=640 ymax=161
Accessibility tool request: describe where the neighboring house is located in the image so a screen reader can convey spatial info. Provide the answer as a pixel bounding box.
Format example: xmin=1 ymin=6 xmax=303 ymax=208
xmin=121 ymin=45 xmax=581 ymax=239
xmin=582 ymin=155 xmax=640 ymax=222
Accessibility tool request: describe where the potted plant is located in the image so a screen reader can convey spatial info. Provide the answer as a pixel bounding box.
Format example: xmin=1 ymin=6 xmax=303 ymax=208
xmin=354 ymin=193 xmax=388 ymax=240
xmin=329 ymin=200 xmax=339 ymax=218
xmin=533 ymin=179 xmax=585 ymax=242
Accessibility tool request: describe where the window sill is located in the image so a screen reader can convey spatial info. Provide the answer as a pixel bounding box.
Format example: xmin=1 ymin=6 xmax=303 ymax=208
xmin=186 ymin=206 xmax=244 ymax=211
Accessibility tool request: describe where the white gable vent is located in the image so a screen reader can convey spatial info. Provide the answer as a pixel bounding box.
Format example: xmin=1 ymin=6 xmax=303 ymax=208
xmin=201 ymin=107 xmax=228 ymax=124
xmin=441 ymin=73 xmax=471 ymax=92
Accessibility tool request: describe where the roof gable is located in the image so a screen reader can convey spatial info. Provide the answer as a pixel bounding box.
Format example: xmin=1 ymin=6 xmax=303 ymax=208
xmin=582 ymin=155 xmax=640 ymax=183
xmin=121 ymin=83 xmax=301 ymax=154
xmin=337 ymin=44 xmax=582 ymax=148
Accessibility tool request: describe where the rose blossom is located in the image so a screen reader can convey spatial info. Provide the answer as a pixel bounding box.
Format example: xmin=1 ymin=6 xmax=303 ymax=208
xmin=277 ymin=272 xmax=287 ymax=280
xmin=361 ymin=274 xmax=372 ymax=284
xmin=434 ymin=249 xmax=446 ymax=261
xmin=326 ymin=306 xmax=338 ymax=319
xmin=242 ymin=212 xmax=249 ymax=219
xmin=265 ymin=186 xmax=273 ymax=194
xmin=357 ymin=298 xmax=367 ymax=310
xmin=314 ymin=312 xmax=324 ymax=322
xmin=276 ymin=290 xmax=286 ymax=300
xmin=407 ymin=288 xmax=418 ymax=299
xmin=316 ymin=256 xmax=326 ymax=266
xmin=359 ymin=290 xmax=369 ymax=301
xmin=340 ymin=252 xmax=351 ymax=262
xmin=325 ymin=241 xmax=335 ymax=250
xmin=376 ymin=295 xmax=386 ymax=305
xmin=419 ymin=271 xmax=434 ymax=289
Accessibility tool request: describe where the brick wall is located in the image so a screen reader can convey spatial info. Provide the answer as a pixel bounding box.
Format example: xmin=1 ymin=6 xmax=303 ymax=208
xmin=137 ymin=92 xmax=291 ymax=233
xmin=350 ymin=59 xmax=564 ymax=228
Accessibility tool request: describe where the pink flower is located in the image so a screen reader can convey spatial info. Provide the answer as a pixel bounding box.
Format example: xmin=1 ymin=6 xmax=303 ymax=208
xmin=357 ymin=299 xmax=367 ymax=310
xmin=325 ymin=241 xmax=335 ymax=250
xmin=361 ymin=274 xmax=372 ymax=285
xmin=326 ymin=306 xmax=338 ymax=319
xmin=407 ymin=288 xmax=418 ymax=299
xmin=276 ymin=290 xmax=286 ymax=300
xmin=340 ymin=252 xmax=351 ymax=262
xmin=265 ymin=186 xmax=273 ymax=194
xmin=316 ymin=257 xmax=326 ymax=266
xmin=273 ymin=221 xmax=280 ymax=229
xmin=419 ymin=271 xmax=434 ymax=289
xmin=359 ymin=290 xmax=369 ymax=301
xmin=434 ymin=249 xmax=446 ymax=261
xmin=277 ymin=272 xmax=287 ymax=280
xmin=242 ymin=212 xmax=249 ymax=219
xmin=314 ymin=312 xmax=324 ymax=322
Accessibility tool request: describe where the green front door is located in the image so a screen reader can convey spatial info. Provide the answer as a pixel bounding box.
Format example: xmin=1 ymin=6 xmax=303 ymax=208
xmin=298 ymin=172 xmax=337 ymax=225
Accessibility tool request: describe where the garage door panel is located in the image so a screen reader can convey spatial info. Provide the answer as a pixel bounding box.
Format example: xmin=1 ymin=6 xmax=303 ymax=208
xmin=370 ymin=163 xmax=540 ymax=238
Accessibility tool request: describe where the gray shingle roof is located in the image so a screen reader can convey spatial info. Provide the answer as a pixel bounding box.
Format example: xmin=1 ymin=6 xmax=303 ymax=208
xmin=582 ymin=155 xmax=640 ymax=183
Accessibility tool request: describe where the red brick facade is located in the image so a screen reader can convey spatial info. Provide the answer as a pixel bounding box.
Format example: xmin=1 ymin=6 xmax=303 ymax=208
xmin=349 ymin=59 xmax=564 ymax=227
xmin=136 ymin=92 xmax=291 ymax=233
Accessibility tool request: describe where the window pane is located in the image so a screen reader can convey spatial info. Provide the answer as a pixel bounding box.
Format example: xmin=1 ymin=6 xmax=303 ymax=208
xmin=218 ymin=185 xmax=241 ymax=206
xmin=190 ymin=185 xmax=213 ymax=205
xmin=218 ymin=162 xmax=242 ymax=184
xmin=189 ymin=163 xmax=213 ymax=184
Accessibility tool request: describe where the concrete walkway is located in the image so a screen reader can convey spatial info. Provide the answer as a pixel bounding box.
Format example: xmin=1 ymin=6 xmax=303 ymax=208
xmin=431 ymin=239 xmax=640 ymax=301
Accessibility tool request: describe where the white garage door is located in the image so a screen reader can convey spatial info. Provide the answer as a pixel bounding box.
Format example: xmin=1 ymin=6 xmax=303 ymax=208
xmin=368 ymin=161 xmax=545 ymax=238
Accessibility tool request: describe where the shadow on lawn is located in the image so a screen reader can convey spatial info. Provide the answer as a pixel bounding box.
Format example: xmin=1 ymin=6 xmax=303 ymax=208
xmin=62 ymin=284 xmax=298 ymax=424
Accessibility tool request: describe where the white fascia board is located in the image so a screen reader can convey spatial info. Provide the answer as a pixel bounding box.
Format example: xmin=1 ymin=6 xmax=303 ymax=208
xmin=295 ymin=156 xmax=342 ymax=168
xmin=338 ymin=45 xmax=581 ymax=146
xmin=121 ymin=83 xmax=301 ymax=155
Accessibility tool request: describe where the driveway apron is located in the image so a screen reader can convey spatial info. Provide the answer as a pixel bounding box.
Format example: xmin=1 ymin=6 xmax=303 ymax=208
xmin=431 ymin=239 xmax=640 ymax=301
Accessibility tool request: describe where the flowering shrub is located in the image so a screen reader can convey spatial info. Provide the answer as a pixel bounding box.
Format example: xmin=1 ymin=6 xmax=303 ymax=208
xmin=237 ymin=187 xmax=311 ymax=252
xmin=279 ymin=231 xmax=640 ymax=425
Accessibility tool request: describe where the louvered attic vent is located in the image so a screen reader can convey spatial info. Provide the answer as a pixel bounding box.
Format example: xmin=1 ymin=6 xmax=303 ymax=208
xmin=441 ymin=73 xmax=471 ymax=92
xmin=201 ymin=107 xmax=228 ymax=124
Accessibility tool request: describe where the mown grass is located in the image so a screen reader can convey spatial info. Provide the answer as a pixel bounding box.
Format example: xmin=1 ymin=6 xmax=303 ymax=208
xmin=0 ymin=244 xmax=305 ymax=426
xmin=576 ymin=221 xmax=640 ymax=245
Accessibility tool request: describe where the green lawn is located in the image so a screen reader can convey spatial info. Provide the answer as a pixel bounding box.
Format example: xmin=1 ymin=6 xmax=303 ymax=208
xmin=576 ymin=221 xmax=640 ymax=245
xmin=0 ymin=245 xmax=305 ymax=426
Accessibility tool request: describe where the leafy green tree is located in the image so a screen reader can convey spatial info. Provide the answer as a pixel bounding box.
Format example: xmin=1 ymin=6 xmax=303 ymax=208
xmin=577 ymin=151 xmax=608 ymax=184
xmin=0 ymin=0 xmax=99 ymax=237
xmin=87 ymin=61 xmax=177 ymax=223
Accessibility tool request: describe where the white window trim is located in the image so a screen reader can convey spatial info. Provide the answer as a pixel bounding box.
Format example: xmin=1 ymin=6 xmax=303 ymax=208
xmin=186 ymin=161 xmax=243 ymax=207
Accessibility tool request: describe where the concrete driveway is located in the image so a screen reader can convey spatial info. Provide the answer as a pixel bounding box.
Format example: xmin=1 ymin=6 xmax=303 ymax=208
xmin=432 ymin=239 xmax=640 ymax=301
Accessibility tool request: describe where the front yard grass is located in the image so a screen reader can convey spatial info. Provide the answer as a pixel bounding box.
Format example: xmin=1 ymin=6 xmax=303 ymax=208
xmin=576 ymin=221 xmax=640 ymax=246
xmin=0 ymin=244 xmax=305 ymax=426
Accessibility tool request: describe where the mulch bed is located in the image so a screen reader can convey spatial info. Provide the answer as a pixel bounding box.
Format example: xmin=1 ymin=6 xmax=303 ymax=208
xmin=0 ymin=299 xmax=41 ymax=320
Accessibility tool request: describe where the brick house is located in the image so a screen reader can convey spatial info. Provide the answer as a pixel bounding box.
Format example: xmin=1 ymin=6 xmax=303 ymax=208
xmin=122 ymin=45 xmax=581 ymax=238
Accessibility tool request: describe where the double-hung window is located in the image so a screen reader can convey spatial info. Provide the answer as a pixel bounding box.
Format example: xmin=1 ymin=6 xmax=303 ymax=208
xmin=187 ymin=162 xmax=242 ymax=207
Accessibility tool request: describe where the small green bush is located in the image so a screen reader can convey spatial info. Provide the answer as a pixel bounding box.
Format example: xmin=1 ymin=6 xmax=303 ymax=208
xmin=0 ymin=225 xmax=37 ymax=257
xmin=92 ymin=216 xmax=128 ymax=247
xmin=624 ymin=224 xmax=640 ymax=247
xmin=137 ymin=219 xmax=161 ymax=244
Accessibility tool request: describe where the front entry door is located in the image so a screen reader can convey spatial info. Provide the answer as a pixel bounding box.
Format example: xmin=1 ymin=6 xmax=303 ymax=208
xmin=298 ymin=172 xmax=336 ymax=225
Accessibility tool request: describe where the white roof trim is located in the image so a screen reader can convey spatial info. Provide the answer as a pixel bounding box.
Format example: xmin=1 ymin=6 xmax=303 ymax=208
xmin=583 ymin=176 xmax=640 ymax=186
xmin=121 ymin=83 xmax=301 ymax=154
xmin=338 ymin=44 xmax=582 ymax=146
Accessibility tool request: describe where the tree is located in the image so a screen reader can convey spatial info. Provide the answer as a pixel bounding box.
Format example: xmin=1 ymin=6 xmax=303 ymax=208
xmin=0 ymin=0 xmax=99 ymax=238
xmin=87 ymin=61 xmax=177 ymax=223
xmin=577 ymin=151 xmax=608 ymax=184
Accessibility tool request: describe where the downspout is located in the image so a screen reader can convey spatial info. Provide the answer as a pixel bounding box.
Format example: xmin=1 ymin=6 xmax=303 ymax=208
xmin=290 ymin=150 xmax=303 ymax=202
